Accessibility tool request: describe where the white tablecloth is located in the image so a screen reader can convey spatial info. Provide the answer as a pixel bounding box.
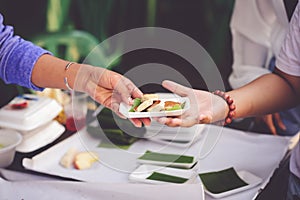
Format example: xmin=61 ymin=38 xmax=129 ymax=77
xmin=0 ymin=124 xmax=294 ymax=200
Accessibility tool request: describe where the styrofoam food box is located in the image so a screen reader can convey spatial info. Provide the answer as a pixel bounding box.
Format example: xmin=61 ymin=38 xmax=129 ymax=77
xmin=0 ymin=94 xmax=62 ymax=131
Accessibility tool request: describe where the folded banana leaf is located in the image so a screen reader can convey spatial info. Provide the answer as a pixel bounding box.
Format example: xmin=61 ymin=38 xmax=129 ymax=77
xmin=87 ymin=108 xmax=146 ymax=146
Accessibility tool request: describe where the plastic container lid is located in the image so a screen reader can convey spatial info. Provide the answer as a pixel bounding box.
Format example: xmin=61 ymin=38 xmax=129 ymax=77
xmin=16 ymin=120 xmax=65 ymax=153
xmin=0 ymin=94 xmax=62 ymax=131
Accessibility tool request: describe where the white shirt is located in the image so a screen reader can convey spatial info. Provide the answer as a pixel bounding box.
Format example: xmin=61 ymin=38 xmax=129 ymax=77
xmin=276 ymin=2 xmax=300 ymax=178
xmin=229 ymin=0 xmax=289 ymax=89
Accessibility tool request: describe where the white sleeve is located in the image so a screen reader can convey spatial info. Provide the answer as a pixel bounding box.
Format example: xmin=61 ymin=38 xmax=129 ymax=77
xmin=228 ymin=0 xmax=271 ymax=89
xmin=276 ymin=2 xmax=300 ymax=76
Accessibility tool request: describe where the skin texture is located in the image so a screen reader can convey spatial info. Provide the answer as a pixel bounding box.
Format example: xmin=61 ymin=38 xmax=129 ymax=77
xmin=31 ymin=54 xmax=150 ymax=127
xmin=158 ymin=68 xmax=300 ymax=127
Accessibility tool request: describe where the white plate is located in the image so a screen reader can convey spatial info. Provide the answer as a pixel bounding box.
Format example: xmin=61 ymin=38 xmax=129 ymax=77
xmin=119 ymin=97 xmax=190 ymax=118
xmin=129 ymin=164 xmax=198 ymax=184
xmin=144 ymin=123 xmax=205 ymax=147
xmin=137 ymin=151 xmax=197 ymax=169
xmin=203 ymin=170 xmax=262 ymax=199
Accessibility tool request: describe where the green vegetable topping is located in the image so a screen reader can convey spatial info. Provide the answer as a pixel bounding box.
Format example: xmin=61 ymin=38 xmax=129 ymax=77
xmin=166 ymin=104 xmax=182 ymax=111
xmin=129 ymin=98 xmax=141 ymax=112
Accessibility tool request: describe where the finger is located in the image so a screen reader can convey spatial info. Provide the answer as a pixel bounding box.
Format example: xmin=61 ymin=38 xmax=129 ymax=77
xmin=274 ymin=113 xmax=286 ymax=131
xmin=140 ymin=118 xmax=151 ymax=126
xmin=264 ymin=115 xmax=277 ymax=135
xmin=129 ymin=118 xmax=142 ymax=127
xmin=199 ymin=114 xmax=213 ymax=124
xmin=162 ymin=80 xmax=190 ymax=97
xmin=87 ymin=81 xmax=123 ymax=115
xmin=156 ymin=117 xmax=182 ymax=127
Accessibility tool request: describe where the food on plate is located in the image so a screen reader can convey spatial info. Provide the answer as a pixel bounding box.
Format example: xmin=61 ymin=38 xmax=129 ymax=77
xmin=74 ymin=152 xmax=99 ymax=170
xmin=129 ymin=98 xmax=141 ymax=112
xmin=164 ymin=101 xmax=183 ymax=111
xmin=136 ymin=99 xmax=154 ymax=112
xmin=59 ymin=147 xmax=78 ymax=168
xmin=129 ymin=94 xmax=184 ymax=112
xmin=10 ymin=99 xmax=28 ymax=109
xmin=141 ymin=94 xmax=159 ymax=102
xmin=60 ymin=148 xmax=99 ymax=170
xmin=147 ymin=100 xmax=164 ymax=112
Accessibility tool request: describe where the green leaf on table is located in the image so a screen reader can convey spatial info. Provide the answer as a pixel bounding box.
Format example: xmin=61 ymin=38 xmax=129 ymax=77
xmin=146 ymin=172 xmax=188 ymax=184
xmin=138 ymin=150 xmax=194 ymax=164
xmin=199 ymin=167 xmax=248 ymax=194
xmin=87 ymin=108 xmax=146 ymax=148
xmin=98 ymin=142 xmax=131 ymax=150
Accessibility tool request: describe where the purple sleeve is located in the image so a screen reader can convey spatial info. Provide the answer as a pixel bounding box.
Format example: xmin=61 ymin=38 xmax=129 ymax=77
xmin=0 ymin=13 xmax=52 ymax=91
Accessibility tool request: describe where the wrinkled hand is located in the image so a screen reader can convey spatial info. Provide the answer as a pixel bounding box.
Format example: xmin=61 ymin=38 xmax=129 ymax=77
xmin=156 ymin=80 xmax=228 ymax=127
xmin=255 ymin=113 xmax=286 ymax=135
xmin=74 ymin=65 xmax=150 ymax=127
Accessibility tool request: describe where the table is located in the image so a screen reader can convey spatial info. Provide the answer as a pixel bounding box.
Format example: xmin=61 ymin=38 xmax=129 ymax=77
xmin=0 ymin=124 xmax=295 ymax=200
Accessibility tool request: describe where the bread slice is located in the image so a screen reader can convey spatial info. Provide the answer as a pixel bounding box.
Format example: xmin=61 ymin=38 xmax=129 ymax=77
xmin=147 ymin=100 xmax=164 ymax=112
xmin=136 ymin=99 xmax=154 ymax=112
xmin=141 ymin=94 xmax=159 ymax=102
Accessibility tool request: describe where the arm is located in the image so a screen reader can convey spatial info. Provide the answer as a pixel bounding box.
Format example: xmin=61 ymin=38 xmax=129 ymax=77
xmin=31 ymin=54 xmax=143 ymax=117
xmin=0 ymin=13 xmax=150 ymax=127
xmin=228 ymin=69 xmax=300 ymax=120
xmin=158 ymin=69 xmax=300 ymax=127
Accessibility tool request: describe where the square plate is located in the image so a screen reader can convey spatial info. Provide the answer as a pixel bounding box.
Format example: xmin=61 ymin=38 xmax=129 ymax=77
xmin=200 ymin=169 xmax=262 ymax=198
xmin=144 ymin=123 xmax=205 ymax=147
xmin=119 ymin=97 xmax=190 ymax=118
xmin=129 ymin=164 xmax=198 ymax=184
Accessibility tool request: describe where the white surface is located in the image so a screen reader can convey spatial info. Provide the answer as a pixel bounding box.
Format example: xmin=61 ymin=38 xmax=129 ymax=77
xmin=0 ymin=178 xmax=205 ymax=200
xmin=0 ymin=129 xmax=22 ymax=168
xmin=16 ymin=120 xmax=65 ymax=153
xmin=203 ymin=170 xmax=262 ymax=199
xmin=119 ymin=97 xmax=189 ymax=118
xmin=0 ymin=95 xmax=62 ymax=131
xmin=22 ymin=125 xmax=291 ymax=199
xmin=129 ymin=164 xmax=198 ymax=184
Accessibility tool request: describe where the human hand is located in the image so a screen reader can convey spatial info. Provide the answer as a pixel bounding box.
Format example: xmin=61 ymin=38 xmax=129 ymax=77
xmin=156 ymin=80 xmax=228 ymax=127
xmin=74 ymin=65 xmax=151 ymax=127
xmin=255 ymin=113 xmax=286 ymax=135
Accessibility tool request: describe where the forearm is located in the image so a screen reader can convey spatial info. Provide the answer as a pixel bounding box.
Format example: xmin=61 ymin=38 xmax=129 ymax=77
xmin=227 ymin=73 xmax=299 ymax=119
xmin=31 ymin=54 xmax=81 ymax=91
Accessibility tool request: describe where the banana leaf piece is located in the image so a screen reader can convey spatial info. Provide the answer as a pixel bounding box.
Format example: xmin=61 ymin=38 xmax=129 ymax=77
xmin=138 ymin=150 xmax=194 ymax=164
xmin=146 ymin=172 xmax=188 ymax=184
xmin=199 ymin=167 xmax=248 ymax=194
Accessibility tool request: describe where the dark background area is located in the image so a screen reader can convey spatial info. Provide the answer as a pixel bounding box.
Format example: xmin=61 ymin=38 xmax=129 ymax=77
xmin=0 ymin=0 xmax=234 ymax=104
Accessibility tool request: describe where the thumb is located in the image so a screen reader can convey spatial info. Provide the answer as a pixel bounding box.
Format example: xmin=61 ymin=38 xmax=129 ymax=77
xmin=162 ymin=80 xmax=190 ymax=97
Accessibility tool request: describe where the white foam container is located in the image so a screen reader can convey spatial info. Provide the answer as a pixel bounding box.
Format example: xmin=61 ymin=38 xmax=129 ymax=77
xmin=16 ymin=120 xmax=65 ymax=153
xmin=0 ymin=94 xmax=62 ymax=131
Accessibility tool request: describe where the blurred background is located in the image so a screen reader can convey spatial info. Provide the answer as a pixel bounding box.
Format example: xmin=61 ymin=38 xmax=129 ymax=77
xmin=0 ymin=0 xmax=235 ymax=106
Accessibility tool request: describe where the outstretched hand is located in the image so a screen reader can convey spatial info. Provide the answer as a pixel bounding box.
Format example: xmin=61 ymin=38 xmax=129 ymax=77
xmin=156 ymin=80 xmax=228 ymax=127
xmin=75 ymin=65 xmax=151 ymax=127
